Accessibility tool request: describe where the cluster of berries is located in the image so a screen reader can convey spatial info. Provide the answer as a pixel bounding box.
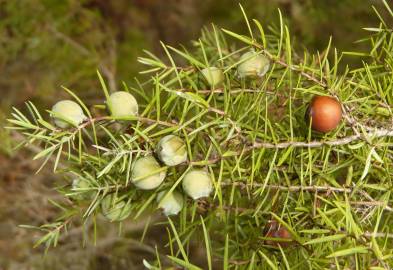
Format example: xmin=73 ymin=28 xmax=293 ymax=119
xmin=52 ymin=90 xmax=213 ymax=220
xmin=52 ymin=50 xmax=343 ymax=222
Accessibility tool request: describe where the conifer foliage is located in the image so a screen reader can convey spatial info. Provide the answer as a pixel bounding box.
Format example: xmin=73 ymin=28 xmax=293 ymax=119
xmin=7 ymin=2 xmax=393 ymax=269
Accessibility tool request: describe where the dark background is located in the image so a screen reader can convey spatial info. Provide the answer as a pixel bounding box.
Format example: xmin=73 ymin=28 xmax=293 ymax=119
xmin=0 ymin=0 xmax=389 ymax=269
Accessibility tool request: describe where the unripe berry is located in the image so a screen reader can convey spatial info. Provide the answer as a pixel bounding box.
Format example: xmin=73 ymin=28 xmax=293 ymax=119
xmin=156 ymin=135 xmax=187 ymax=166
xmin=201 ymin=67 xmax=224 ymax=88
xmin=131 ymin=155 xmax=167 ymax=190
xmin=182 ymin=169 xmax=213 ymax=200
xmin=306 ymin=95 xmax=342 ymax=133
xmin=108 ymin=91 xmax=138 ymax=118
xmin=237 ymin=51 xmax=270 ymax=78
xmin=51 ymin=100 xmax=87 ymax=128
xmin=71 ymin=178 xmax=96 ymax=201
xmin=156 ymin=190 xmax=184 ymax=216
xmin=101 ymin=194 xmax=132 ymax=222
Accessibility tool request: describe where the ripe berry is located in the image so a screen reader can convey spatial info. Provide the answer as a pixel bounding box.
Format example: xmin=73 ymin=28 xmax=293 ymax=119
xmin=237 ymin=51 xmax=270 ymax=78
xmin=306 ymin=95 xmax=342 ymax=133
xmin=131 ymin=155 xmax=167 ymax=190
xmin=108 ymin=91 xmax=138 ymax=118
xmin=51 ymin=100 xmax=87 ymax=128
xmin=182 ymin=169 xmax=213 ymax=200
xmin=156 ymin=135 xmax=187 ymax=166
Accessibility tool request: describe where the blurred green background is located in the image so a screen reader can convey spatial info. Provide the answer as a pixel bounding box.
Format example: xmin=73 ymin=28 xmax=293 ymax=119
xmin=0 ymin=0 xmax=389 ymax=269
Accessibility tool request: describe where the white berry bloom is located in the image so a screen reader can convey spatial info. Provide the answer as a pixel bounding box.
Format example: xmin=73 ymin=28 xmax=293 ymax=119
xmin=71 ymin=177 xmax=95 ymax=201
xmin=156 ymin=190 xmax=184 ymax=216
xmin=131 ymin=155 xmax=167 ymax=190
xmin=182 ymin=169 xmax=213 ymax=200
xmin=101 ymin=194 xmax=132 ymax=222
xmin=237 ymin=51 xmax=270 ymax=78
xmin=156 ymin=135 xmax=187 ymax=166
xmin=201 ymin=67 xmax=224 ymax=88
xmin=51 ymin=100 xmax=87 ymax=128
xmin=108 ymin=91 xmax=138 ymax=118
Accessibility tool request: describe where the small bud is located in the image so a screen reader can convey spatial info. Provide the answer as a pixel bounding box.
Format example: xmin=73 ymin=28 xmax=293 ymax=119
xmin=196 ymin=198 xmax=210 ymax=215
xmin=51 ymin=100 xmax=87 ymax=128
xmin=71 ymin=178 xmax=96 ymax=201
xmin=156 ymin=135 xmax=187 ymax=166
xmin=108 ymin=91 xmax=138 ymax=118
xmin=157 ymin=190 xmax=184 ymax=216
xmin=201 ymin=67 xmax=224 ymax=88
xmin=131 ymin=155 xmax=166 ymax=190
xmin=237 ymin=51 xmax=270 ymax=78
xmin=101 ymin=194 xmax=131 ymax=222
xmin=182 ymin=169 xmax=213 ymax=200
xmin=264 ymin=220 xmax=293 ymax=247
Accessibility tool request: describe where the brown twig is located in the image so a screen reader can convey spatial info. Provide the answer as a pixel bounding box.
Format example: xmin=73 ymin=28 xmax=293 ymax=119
xmin=216 ymin=200 xmax=393 ymax=214
xmin=176 ymin=87 xmax=276 ymax=95
xmin=363 ymin=231 xmax=393 ymax=239
xmin=191 ymin=126 xmax=393 ymax=165
xmin=221 ymin=182 xmax=354 ymax=193
xmin=350 ymin=201 xmax=393 ymax=212
xmin=249 ymin=127 xmax=393 ymax=149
